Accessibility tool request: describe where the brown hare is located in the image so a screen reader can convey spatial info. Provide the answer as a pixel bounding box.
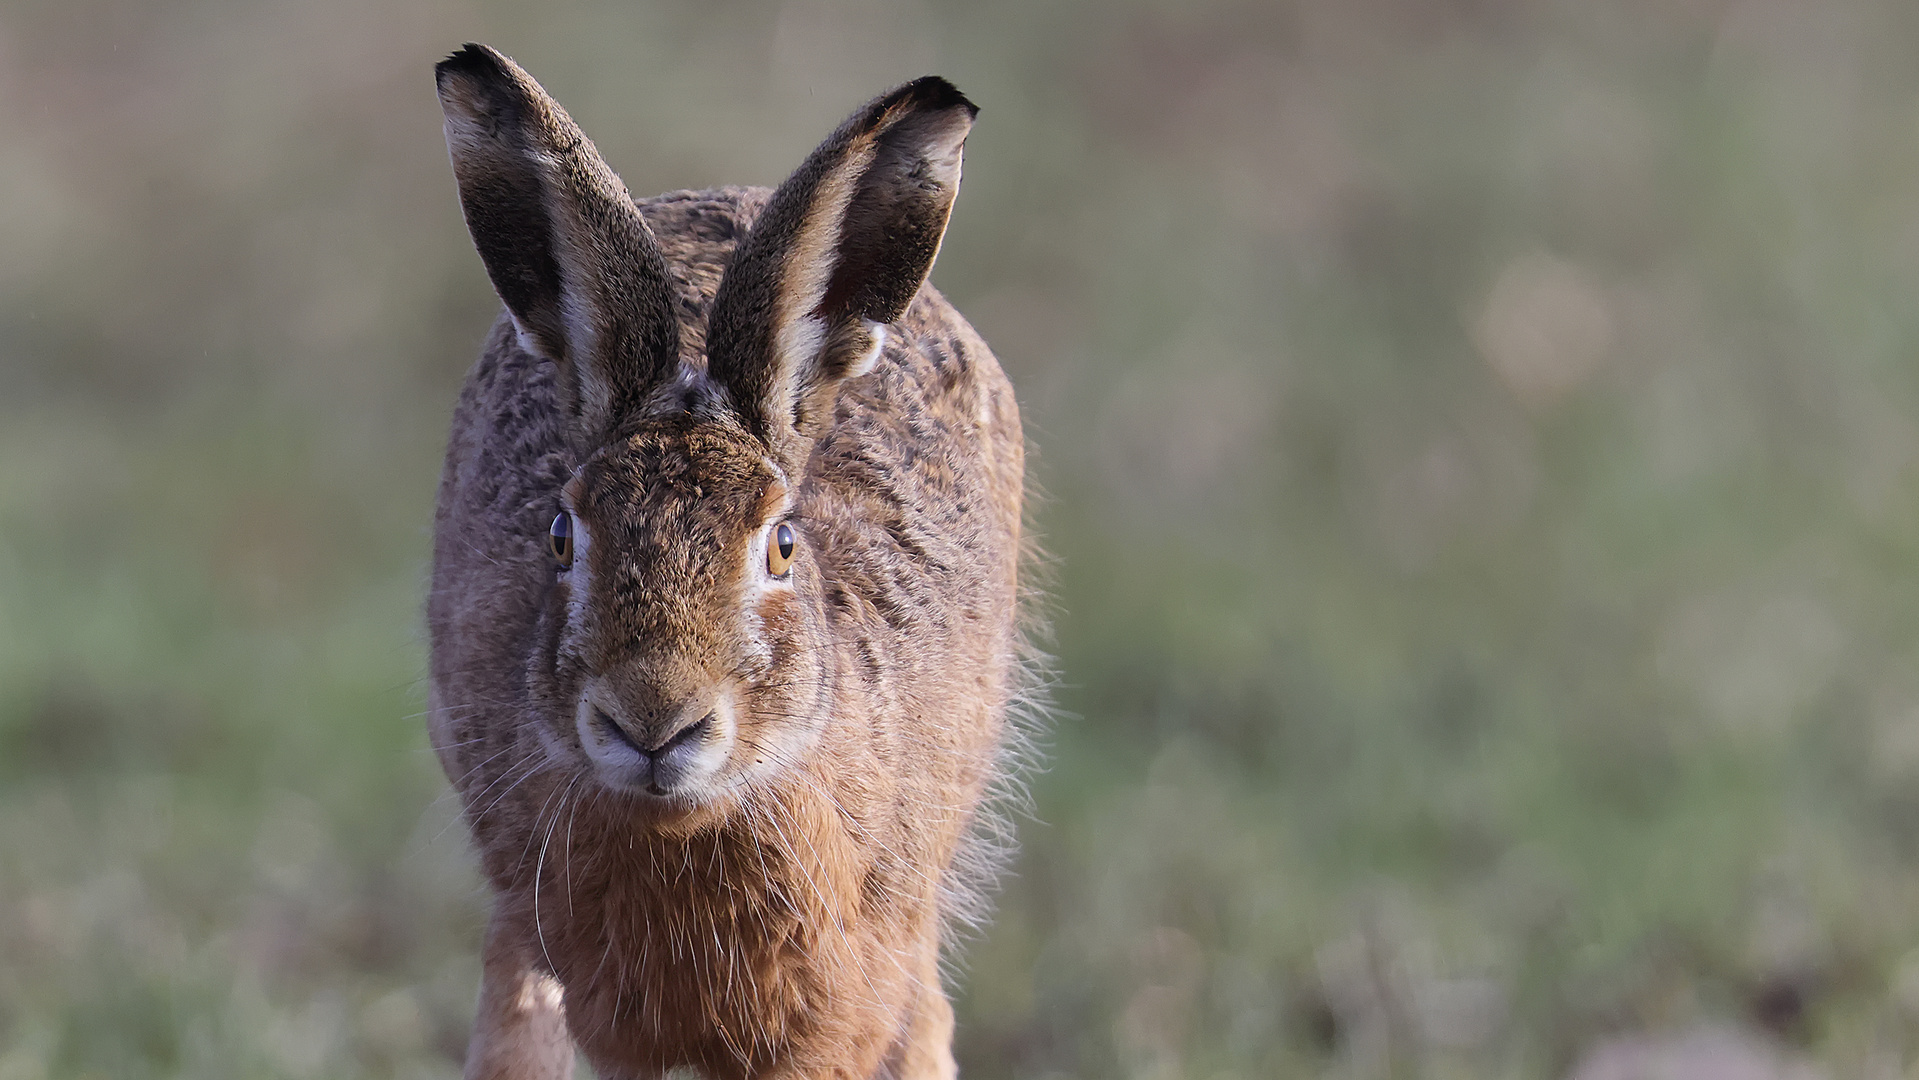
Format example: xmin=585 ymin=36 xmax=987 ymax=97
xmin=426 ymin=43 xmax=1034 ymax=1080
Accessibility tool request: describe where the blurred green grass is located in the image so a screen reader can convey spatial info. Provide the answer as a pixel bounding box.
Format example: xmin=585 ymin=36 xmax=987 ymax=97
xmin=13 ymin=0 xmax=1919 ymax=1077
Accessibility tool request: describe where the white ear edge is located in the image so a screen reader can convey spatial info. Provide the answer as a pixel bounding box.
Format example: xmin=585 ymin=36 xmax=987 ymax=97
xmin=512 ymin=316 xmax=541 ymax=358
xmin=765 ymin=315 xmax=883 ymax=430
xmin=773 ymin=315 xmax=885 ymax=384
xmin=774 ymin=313 xmax=829 ymax=381
xmin=769 ymin=312 xmax=828 ymax=423
xmin=441 ymin=111 xmax=490 ymax=157
xmin=557 ymin=285 xmax=610 ymax=416
xmin=844 ymin=322 xmax=886 ymax=380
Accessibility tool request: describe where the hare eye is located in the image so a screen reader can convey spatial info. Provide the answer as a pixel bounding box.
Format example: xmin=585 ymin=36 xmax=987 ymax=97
xmin=766 ymin=521 xmax=796 ymax=577
xmin=549 ymin=511 xmax=573 ymax=569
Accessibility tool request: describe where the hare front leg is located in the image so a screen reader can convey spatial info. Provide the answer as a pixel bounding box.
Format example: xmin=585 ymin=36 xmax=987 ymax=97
xmin=890 ymin=938 xmax=958 ymax=1080
xmin=757 ymin=943 xmax=955 ymax=1080
xmin=798 ymin=938 xmax=955 ymax=1080
xmin=465 ymin=908 xmax=574 ymax=1080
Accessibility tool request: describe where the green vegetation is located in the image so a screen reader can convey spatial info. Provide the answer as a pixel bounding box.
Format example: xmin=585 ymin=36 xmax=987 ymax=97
xmin=9 ymin=1 xmax=1919 ymax=1076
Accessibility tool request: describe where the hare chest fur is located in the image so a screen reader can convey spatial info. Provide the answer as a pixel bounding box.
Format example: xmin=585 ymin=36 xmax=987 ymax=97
xmin=424 ymin=45 xmax=1027 ymax=1080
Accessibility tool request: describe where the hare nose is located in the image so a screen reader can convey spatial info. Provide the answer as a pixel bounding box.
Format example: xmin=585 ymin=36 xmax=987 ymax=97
xmin=585 ymin=669 xmax=706 ymax=741
xmin=596 ymin=706 xmax=712 ymax=757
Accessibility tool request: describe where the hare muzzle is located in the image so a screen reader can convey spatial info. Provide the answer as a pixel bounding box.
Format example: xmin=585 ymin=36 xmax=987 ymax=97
xmin=575 ymin=679 xmax=738 ymax=799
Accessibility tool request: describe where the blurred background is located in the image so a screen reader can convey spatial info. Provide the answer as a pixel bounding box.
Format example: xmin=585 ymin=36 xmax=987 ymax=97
xmin=10 ymin=0 xmax=1919 ymax=1076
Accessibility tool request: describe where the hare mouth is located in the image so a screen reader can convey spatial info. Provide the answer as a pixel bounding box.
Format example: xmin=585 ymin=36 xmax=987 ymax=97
xmin=575 ymin=693 xmax=737 ymax=800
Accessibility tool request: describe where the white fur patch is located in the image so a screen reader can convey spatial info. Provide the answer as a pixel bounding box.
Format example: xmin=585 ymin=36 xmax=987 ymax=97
xmin=511 ymin=315 xmax=540 ymax=358
xmin=774 ymin=313 xmax=827 ymax=378
xmin=771 ymin=313 xmax=828 ymax=421
xmin=555 ymin=279 xmax=606 ymax=416
xmin=845 ymin=321 xmax=886 ymax=379
xmin=517 ymin=973 xmax=566 ymax=1014
xmin=439 ymin=112 xmax=490 ymax=158
xmin=561 ymin=509 xmax=592 ymax=640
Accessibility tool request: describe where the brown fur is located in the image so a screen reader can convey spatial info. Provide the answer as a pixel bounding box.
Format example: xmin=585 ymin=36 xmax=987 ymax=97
xmin=426 ymin=45 xmax=1029 ymax=1080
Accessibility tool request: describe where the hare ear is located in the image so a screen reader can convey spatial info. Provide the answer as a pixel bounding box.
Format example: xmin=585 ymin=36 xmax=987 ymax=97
xmin=436 ymin=44 xmax=679 ymax=445
xmin=707 ymin=77 xmax=976 ymax=459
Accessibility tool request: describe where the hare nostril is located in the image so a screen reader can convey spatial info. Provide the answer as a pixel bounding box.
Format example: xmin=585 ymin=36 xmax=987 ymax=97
xmin=659 ymin=712 xmax=714 ymax=754
xmin=595 ymin=708 xmax=646 ymax=756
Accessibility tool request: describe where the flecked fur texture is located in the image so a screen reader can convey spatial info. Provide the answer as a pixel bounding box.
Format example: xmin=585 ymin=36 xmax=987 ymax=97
xmin=426 ymin=44 xmax=1037 ymax=1080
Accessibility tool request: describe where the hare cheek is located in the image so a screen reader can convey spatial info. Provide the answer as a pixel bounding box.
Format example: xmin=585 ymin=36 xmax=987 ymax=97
xmin=739 ymin=560 xmax=797 ymax=676
xmin=738 ymin=603 xmax=775 ymax=675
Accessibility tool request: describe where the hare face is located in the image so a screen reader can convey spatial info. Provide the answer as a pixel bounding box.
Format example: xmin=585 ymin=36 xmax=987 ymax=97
xmin=433 ymin=50 xmax=976 ymax=822
xmin=538 ymin=415 xmax=823 ymax=813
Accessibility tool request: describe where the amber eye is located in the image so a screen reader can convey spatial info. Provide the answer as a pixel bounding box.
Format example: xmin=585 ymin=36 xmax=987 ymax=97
xmin=766 ymin=521 xmax=796 ymax=577
xmin=549 ymin=511 xmax=573 ymax=569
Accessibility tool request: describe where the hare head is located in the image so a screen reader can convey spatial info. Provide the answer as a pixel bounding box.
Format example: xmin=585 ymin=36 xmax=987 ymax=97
xmin=434 ymin=45 xmax=976 ymax=822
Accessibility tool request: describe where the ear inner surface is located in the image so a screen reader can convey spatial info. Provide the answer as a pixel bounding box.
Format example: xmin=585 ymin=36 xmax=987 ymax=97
xmin=707 ymin=76 xmax=977 ymax=460
xmin=437 ymin=43 xmax=680 ymax=445
xmin=815 ymin=100 xmax=974 ymax=324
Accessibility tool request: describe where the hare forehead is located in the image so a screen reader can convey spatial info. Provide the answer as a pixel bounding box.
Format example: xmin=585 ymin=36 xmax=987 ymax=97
xmin=577 ymin=431 xmax=780 ymax=529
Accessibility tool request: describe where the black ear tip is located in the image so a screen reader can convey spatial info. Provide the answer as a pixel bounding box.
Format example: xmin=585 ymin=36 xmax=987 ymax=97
xmin=435 ymin=42 xmax=509 ymax=88
xmin=897 ymin=76 xmax=979 ymax=120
